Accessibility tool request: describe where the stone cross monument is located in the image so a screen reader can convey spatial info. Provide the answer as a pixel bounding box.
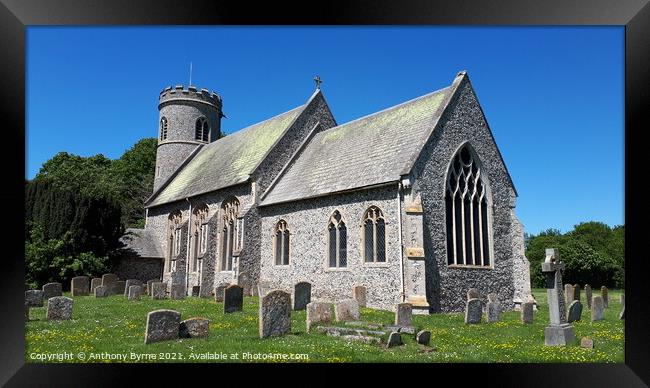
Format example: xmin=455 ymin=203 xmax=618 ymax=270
xmin=541 ymin=248 xmax=575 ymax=346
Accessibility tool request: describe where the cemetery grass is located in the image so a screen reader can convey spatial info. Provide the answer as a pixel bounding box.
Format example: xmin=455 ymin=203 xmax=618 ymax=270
xmin=25 ymin=289 xmax=624 ymax=363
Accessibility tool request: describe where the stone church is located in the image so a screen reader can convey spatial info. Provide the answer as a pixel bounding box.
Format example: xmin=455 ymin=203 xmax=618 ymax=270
xmin=118 ymin=71 xmax=532 ymax=313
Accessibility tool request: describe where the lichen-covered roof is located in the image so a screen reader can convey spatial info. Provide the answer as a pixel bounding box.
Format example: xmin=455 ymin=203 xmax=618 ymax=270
xmin=260 ymin=86 xmax=453 ymax=206
xmin=118 ymin=228 xmax=163 ymax=258
xmin=147 ymin=105 xmax=305 ymax=207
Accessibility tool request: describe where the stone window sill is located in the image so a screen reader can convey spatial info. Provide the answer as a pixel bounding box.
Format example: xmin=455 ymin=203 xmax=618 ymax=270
xmin=448 ymin=264 xmax=494 ymax=270
xmin=362 ymin=261 xmax=390 ymax=268
xmin=324 ymin=267 xmax=351 ymax=272
xmin=273 ymin=264 xmax=291 ymax=268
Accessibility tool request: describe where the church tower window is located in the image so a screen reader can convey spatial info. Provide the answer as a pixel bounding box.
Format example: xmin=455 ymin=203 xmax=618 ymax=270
xmin=445 ymin=143 xmax=492 ymax=267
xmin=327 ymin=210 xmax=347 ymax=268
xmin=160 ymin=117 xmax=168 ymax=141
xmin=220 ymin=197 xmax=240 ymax=271
xmin=363 ymin=206 xmax=386 ymax=262
xmin=166 ymin=210 xmax=183 ymax=273
xmin=195 ymin=117 xmax=209 ymax=142
xmin=274 ymin=220 xmax=290 ymax=265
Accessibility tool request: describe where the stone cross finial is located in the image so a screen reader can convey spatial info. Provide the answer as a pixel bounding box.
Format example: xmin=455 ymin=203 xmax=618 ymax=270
xmin=314 ymin=75 xmax=322 ymax=90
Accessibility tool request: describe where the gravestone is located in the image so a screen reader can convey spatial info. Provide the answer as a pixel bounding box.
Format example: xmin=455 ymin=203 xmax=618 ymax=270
xmin=335 ymin=299 xmax=360 ymax=322
xmin=46 ymin=296 xmax=73 ymax=320
xmin=25 ymin=290 xmax=44 ymax=307
xmin=486 ymin=300 xmax=501 ymax=323
xmin=191 ymin=285 xmax=200 ymax=297
xmin=564 ymin=284 xmax=574 ymax=307
xmin=214 ymin=283 xmax=229 ymax=302
xmin=521 ymin=301 xmax=534 ymax=324
xmin=102 ymin=273 xmax=118 ymax=294
xmin=467 ymin=288 xmax=480 ymax=300
xmin=585 ymin=284 xmax=592 ymax=309
xmin=146 ymin=279 xmax=158 ymax=296
xmin=354 ymin=286 xmax=367 ymax=307
xmin=116 ymin=281 xmax=127 ymax=295
xmin=90 ymin=278 xmax=102 ymax=294
xmin=238 ymin=273 xmax=253 ymax=296
xmin=591 ymin=296 xmax=604 ymax=322
xmin=541 ymin=248 xmax=575 ymax=346
xmin=224 ymin=285 xmax=243 ymax=313
xmin=601 ymin=286 xmax=609 ymax=308
xmin=170 ymin=284 xmax=185 ymax=300
xmin=128 ymin=285 xmax=142 ymax=300
xmin=144 ymin=309 xmax=181 ymax=344
xmin=416 ymin=330 xmax=431 ymax=346
xmin=94 ymin=285 xmax=109 ymax=297
xmin=580 ymin=337 xmax=594 ymax=349
xmin=71 ymin=276 xmax=90 ymax=296
xmin=124 ymin=279 xmax=144 ymax=297
xmin=259 ymin=290 xmax=292 ymax=338
xmin=386 ymin=332 xmax=403 ymax=348
xmin=293 ymin=282 xmax=311 ymax=310
xmin=42 ymin=282 xmax=63 ymax=300
xmin=464 ymin=298 xmax=482 ymax=324
xmin=306 ymin=302 xmax=333 ymax=333
xmin=573 ymin=284 xmax=581 ymax=302
xmin=395 ymin=303 xmax=412 ymax=327
xmin=567 ymin=300 xmax=582 ymax=323
xmin=151 ymin=282 xmax=167 ymax=299
xmin=179 ymin=318 xmax=209 ymax=338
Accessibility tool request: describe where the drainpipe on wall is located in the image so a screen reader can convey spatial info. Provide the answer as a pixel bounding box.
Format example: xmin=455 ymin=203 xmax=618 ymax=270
xmin=185 ymin=198 xmax=192 ymax=295
xmin=397 ymin=182 xmax=405 ymax=303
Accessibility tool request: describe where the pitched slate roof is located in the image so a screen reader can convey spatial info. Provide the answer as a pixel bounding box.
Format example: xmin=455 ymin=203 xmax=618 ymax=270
xmin=118 ymin=228 xmax=164 ymax=258
xmin=146 ymin=104 xmax=306 ymax=207
xmin=259 ymin=80 xmax=459 ymax=206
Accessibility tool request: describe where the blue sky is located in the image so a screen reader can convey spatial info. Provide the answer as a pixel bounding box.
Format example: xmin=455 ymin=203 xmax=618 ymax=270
xmin=26 ymin=26 xmax=624 ymax=235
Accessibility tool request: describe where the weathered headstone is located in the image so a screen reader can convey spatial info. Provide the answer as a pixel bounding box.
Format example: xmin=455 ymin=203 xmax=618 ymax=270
xmin=25 ymin=290 xmax=44 ymax=307
xmin=467 ymin=288 xmax=480 ymax=300
xmin=191 ymin=285 xmax=200 ymax=297
xmin=542 ymin=248 xmax=575 ymax=346
xmin=521 ymin=301 xmax=534 ymax=324
xmin=151 ymin=282 xmax=166 ymax=299
xmin=486 ymin=300 xmax=501 ymax=323
xmin=591 ymin=296 xmax=604 ymax=322
xmin=214 ymin=283 xmax=229 ymax=302
xmin=90 ymin=278 xmax=102 ymax=294
xmin=116 ymin=281 xmax=127 ymax=295
xmin=179 ymin=318 xmax=209 ymax=338
xmin=567 ymin=300 xmax=582 ymax=323
xmin=128 ymin=285 xmax=142 ymax=300
xmin=46 ymin=296 xmax=73 ymax=320
xmin=146 ymin=279 xmax=158 ymax=295
xmin=564 ymin=284 xmax=574 ymax=307
xmin=71 ymin=276 xmax=90 ymax=297
xmin=224 ymin=285 xmax=243 ymax=313
xmin=601 ymin=286 xmax=609 ymax=308
xmin=42 ymin=282 xmax=63 ymax=300
xmin=293 ymin=282 xmax=311 ymax=310
xmin=354 ymin=286 xmax=367 ymax=307
xmin=170 ymin=284 xmax=185 ymax=300
xmin=94 ymin=285 xmax=109 ymax=297
xmin=102 ymin=273 xmax=118 ymax=294
xmin=395 ymin=303 xmax=412 ymax=327
xmin=416 ymin=330 xmax=431 ymax=346
xmin=464 ymin=298 xmax=482 ymax=324
xmin=144 ymin=309 xmax=181 ymax=344
xmin=335 ymin=299 xmax=360 ymax=322
xmin=386 ymin=331 xmax=403 ymax=348
xmin=585 ymin=284 xmax=592 ymax=309
xmin=259 ymin=290 xmax=292 ymax=338
xmin=124 ymin=279 xmax=144 ymax=297
xmin=573 ymin=284 xmax=581 ymax=302
xmin=580 ymin=337 xmax=594 ymax=349
xmin=306 ymin=302 xmax=333 ymax=333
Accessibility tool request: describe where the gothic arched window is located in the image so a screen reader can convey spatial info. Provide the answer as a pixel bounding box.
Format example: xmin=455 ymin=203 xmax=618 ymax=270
xmin=274 ymin=220 xmax=290 ymax=265
xmin=220 ymin=197 xmax=241 ymax=271
xmin=191 ymin=203 xmax=209 ymax=273
xmin=160 ymin=117 xmax=168 ymax=141
xmin=195 ymin=117 xmax=209 ymax=142
xmin=327 ymin=211 xmax=347 ymax=268
xmin=445 ymin=143 xmax=492 ymax=267
xmin=363 ymin=206 xmax=386 ymax=262
xmin=166 ymin=210 xmax=183 ymax=272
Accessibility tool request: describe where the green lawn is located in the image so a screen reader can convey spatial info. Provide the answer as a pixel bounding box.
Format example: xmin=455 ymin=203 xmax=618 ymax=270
xmin=25 ymin=288 xmax=624 ymax=363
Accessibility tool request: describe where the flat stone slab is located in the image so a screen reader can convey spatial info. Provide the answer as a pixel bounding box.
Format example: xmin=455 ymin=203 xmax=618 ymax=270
xmin=344 ymin=321 xmax=382 ymax=329
xmin=179 ymin=317 xmax=209 ymax=338
xmin=383 ymin=325 xmax=416 ymax=334
xmin=145 ymin=309 xmax=181 ymax=344
xmin=306 ymin=302 xmax=333 ymax=333
xmin=317 ymin=326 xmax=387 ymax=337
xmin=335 ymin=299 xmax=360 ymax=322
xmin=341 ymin=334 xmax=381 ymax=344
xmin=386 ymin=331 xmax=403 ymax=348
xmin=25 ymin=290 xmax=44 ymax=307
xmin=94 ymin=285 xmax=109 ymax=297
xmin=42 ymin=282 xmax=62 ymax=299
xmin=46 ymin=296 xmax=73 ymax=320
xmin=259 ymin=290 xmax=292 ymax=338
xmin=151 ymin=282 xmax=166 ymax=299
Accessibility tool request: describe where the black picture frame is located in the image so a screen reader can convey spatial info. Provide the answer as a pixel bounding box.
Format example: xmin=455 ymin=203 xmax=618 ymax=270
xmin=2 ymin=0 xmax=648 ymax=386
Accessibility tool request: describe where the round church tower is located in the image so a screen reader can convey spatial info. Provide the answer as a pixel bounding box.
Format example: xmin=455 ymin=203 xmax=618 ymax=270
xmin=154 ymin=85 xmax=223 ymax=192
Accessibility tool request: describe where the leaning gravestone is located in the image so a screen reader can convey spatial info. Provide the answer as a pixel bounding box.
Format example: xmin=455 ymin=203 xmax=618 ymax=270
xmin=354 ymin=286 xmax=367 ymax=307
xmin=567 ymin=300 xmax=582 ymax=323
xmin=467 ymin=288 xmax=480 ymax=300
xmin=464 ymin=298 xmax=482 ymax=324
xmin=102 ymin=273 xmax=119 ymax=295
xmin=90 ymin=278 xmax=102 ymax=294
xmin=416 ymin=330 xmax=431 ymax=346
xmin=601 ymin=286 xmax=609 ymax=308
xmin=116 ymin=281 xmax=127 ymax=295
xmin=395 ymin=303 xmax=412 ymax=327
xmin=573 ymin=284 xmax=581 ymax=302
xmin=521 ymin=300 xmax=534 ymax=324
xmin=25 ymin=290 xmax=44 ymax=307
xmin=486 ymin=300 xmax=501 ymax=323
xmin=151 ymin=282 xmax=166 ymax=300
xmin=542 ymin=248 xmax=575 ymax=346
xmin=335 ymin=299 xmax=360 ymax=322
xmin=564 ymin=284 xmax=574 ymax=307
xmin=71 ymin=276 xmax=90 ymax=297
xmin=259 ymin=290 xmax=292 ymax=338
xmin=179 ymin=318 xmax=209 ymax=338
xmin=306 ymin=302 xmax=333 ymax=333
xmin=128 ymin=285 xmax=142 ymax=301
xmin=145 ymin=309 xmax=181 ymax=344
xmin=170 ymin=284 xmax=185 ymax=300
xmin=95 ymin=285 xmax=109 ymax=298
xmin=42 ymin=282 xmax=62 ymax=300
xmin=224 ymin=285 xmax=243 ymax=313
xmin=293 ymin=282 xmax=311 ymax=310
xmin=585 ymin=284 xmax=592 ymax=309
xmin=124 ymin=279 xmax=143 ymax=297
xmin=46 ymin=296 xmax=73 ymax=320
xmin=386 ymin=331 xmax=403 ymax=348
xmin=214 ymin=283 xmax=229 ymax=303
xmin=591 ymin=296 xmax=604 ymax=322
